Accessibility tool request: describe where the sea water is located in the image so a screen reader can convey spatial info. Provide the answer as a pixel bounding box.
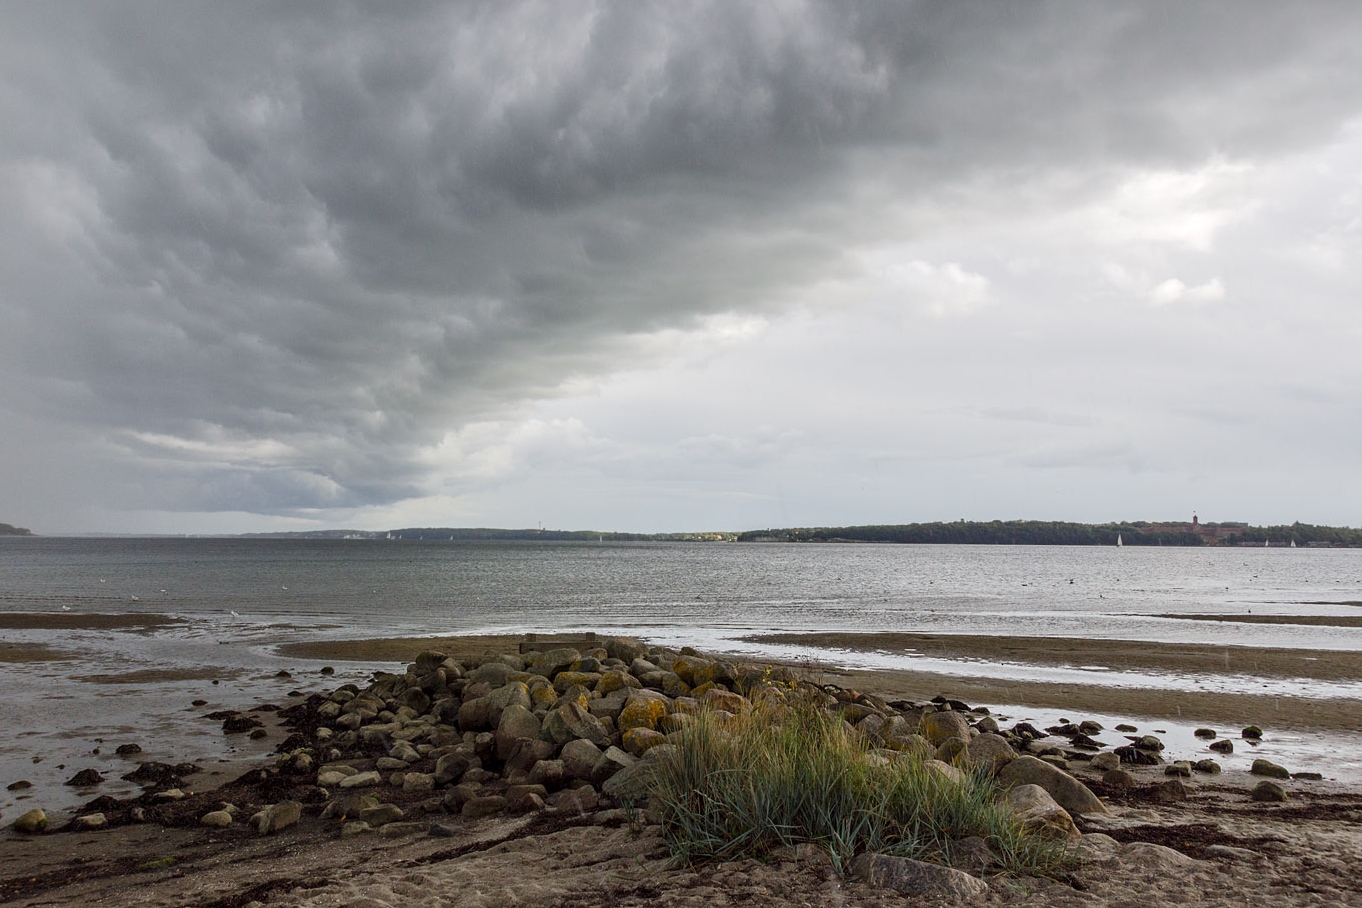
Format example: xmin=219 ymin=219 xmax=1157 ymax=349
xmin=3 ymin=537 xmax=1362 ymax=817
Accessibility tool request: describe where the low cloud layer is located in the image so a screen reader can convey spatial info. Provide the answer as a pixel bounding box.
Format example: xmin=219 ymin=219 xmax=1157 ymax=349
xmin=3 ymin=3 xmax=1361 ymax=531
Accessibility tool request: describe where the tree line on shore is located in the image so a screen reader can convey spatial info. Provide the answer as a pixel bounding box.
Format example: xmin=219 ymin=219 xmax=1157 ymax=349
xmin=239 ymin=520 xmax=1362 ymax=547
xmin=735 ymin=520 xmax=1362 ymax=548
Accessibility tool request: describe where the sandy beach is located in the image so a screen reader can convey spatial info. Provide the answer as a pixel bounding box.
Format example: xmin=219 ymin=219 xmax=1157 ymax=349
xmin=2 ymin=631 xmax=1361 ymax=907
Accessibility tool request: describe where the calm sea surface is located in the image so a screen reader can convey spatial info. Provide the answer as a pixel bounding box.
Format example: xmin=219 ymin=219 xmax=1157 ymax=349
xmin=3 ymin=537 xmax=1362 ymax=817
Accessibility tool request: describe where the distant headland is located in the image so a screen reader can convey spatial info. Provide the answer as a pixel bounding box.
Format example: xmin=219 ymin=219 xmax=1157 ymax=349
xmin=242 ymin=519 xmax=1362 ymax=547
xmin=0 ymin=522 xmax=34 ymax=536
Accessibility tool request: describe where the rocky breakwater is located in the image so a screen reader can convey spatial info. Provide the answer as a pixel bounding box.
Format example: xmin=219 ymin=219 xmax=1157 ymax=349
xmin=284 ymin=640 xmax=1109 ymax=841
xmin=11 ymin=637 xmax=1122 ymax=896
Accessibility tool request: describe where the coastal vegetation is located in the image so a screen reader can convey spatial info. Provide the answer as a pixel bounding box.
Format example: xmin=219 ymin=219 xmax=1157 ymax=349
xmin=0 ymin=522 xmax=33 ymax=536
xmin=651 ymin=697 xmax=1068 ymax=875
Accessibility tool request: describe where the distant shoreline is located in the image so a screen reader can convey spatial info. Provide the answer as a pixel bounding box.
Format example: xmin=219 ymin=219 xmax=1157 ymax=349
xmin=9 ymin=519 xmax=1362 ymax=546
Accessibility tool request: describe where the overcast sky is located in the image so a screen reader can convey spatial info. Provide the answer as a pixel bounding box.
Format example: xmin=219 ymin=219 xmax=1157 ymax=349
xmin=2 ymin=2 xmax=1361 ymax=535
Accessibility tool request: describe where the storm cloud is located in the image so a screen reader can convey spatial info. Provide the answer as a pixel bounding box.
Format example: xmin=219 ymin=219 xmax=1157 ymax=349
xmin=3 ymin=2 xmax=1361 ymax=531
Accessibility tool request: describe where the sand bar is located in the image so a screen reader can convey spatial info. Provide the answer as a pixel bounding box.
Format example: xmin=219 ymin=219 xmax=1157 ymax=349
xmin=743 ymin=631 xmax=1362 ymax=732
xmin=278 ymin=633 xmax=530 ymax=664
xmin=745 ymin=631 xmax=1362 ymax=682
xmin=275 ymin=632 xmax=1362 ymax=733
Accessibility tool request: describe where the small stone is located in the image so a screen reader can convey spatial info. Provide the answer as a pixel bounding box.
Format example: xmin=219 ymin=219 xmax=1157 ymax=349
xmin=222 ymin=714 xmax=264 ymax=734
xmin=65 ymin=768 xmax=105 ymax=787
xmin=1241 ymin=725 xmax=1263 ymax=740
xmin=1209 ymin=739 xmax=1233 ymax=754
xmin=1089 ymin=752 xmax=1121 ymax=772
xmin=73 ymin=813 xmax=107 ymax=830
xmin=461 ymin=795 xmax=508 ymax=819
xmin=1165 ymin=761 xmax=1192 ymax=777
xmin=340 ymin=820 xmax=372 ymax=837
xmin=12 ymin=808 xmax=48 ymax=834
xmin=1149 ymin=779 xmax=1188 ymax=803
xmin=1250 ymin=780 xmax=1288 ymax=802
xmin=251 ymin=800 xmax=303 ymax=834
xmin=338 ymin=770 xmax=382 ymax=789
xmin=1250 ymin=759 xmax=1290 ymax=780
xmin=510 ymin=792 xmax=547 ymax=814
xmin=358 ymin=804 xmax=405 ymax=827
xmin=1133 ymin=735 xmax=1164 ymax=751
xmin=377 ymin=821 xmax=424 ymax=837
xmin=1194 ymin=728 xmax=1217 ymax=739
xmin=1115 ymin=724 xmax=1138 ymax=733
xmin=1193 ymin=759 xmax=1221 ymax=774
xmin=200 ymin=810 xmax=234 ymax=827
xmin=115 ymin=743 xmax=143 ymax=756
xmin=1292 ymin=771 xmax=1323 ymax=781
xmin=6 ymin=780 xmax=32 ymax=791
xmin=1102 ymin=768 xmax=1137 ymax=788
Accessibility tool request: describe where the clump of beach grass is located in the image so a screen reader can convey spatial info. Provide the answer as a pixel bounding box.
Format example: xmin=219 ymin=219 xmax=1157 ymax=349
xmin=647 ymin=696 xmax=1070 ymax=877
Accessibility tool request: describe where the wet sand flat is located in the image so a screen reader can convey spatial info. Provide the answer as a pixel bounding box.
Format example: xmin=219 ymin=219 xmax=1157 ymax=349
xmin=1155 ymin=613 xmax=1362 ymax=628
xmin=0 ymin=641 xmax=73 ymax=662
xmin=745 ymin=631 xmax=1362 ymax=682
xmin=0 ymin=612 xmax=185 ymax=631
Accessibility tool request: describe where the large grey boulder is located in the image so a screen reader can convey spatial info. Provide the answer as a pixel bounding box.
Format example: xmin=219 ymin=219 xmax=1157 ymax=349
xmin=919 ymin=710 xmax=971 ymax=746
xmin=527 ymin=648 xmax=581 ymax=679
xmin=1005 ymin=784 xmax=1080 ymax=841
xmin=495 ymin=704 xmax=542 ymax=760
xmin=965 ymin=732 xmax=1017 ymax=773
xmin=467 ymin=661 xmax=516 ymax=688
xmin=484 ymin=681 xmax=532 ymax=726
xmin=591 ymin=745 xmax=637 ymax=785
xmin=998 ymin=755 xmax=1109 ymax=816
xmin=601 ymin=759 xmax=656 ymax=804
xmin=541 ymin=701 xmax=611 ymax=748
xmin=560 ymin=738 xmax=605 ymax=781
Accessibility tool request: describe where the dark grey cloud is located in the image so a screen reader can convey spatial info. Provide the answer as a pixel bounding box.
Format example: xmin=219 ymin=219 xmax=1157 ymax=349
xmin=2 ymin=1 xmax=1361 ymax=525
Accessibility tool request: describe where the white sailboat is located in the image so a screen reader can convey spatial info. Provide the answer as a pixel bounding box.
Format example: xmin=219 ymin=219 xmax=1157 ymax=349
xmin=1116 ymin=534 xmax=1123 ymax=547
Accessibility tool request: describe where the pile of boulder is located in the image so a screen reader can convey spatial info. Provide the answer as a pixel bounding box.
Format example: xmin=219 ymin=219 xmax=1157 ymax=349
xmin=239 ymin=636 xmax=1109 ymax=842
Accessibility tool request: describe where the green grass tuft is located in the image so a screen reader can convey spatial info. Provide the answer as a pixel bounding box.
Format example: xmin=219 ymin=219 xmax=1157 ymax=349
xmin=647 ymin=697 xmax=1071 ymax=876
